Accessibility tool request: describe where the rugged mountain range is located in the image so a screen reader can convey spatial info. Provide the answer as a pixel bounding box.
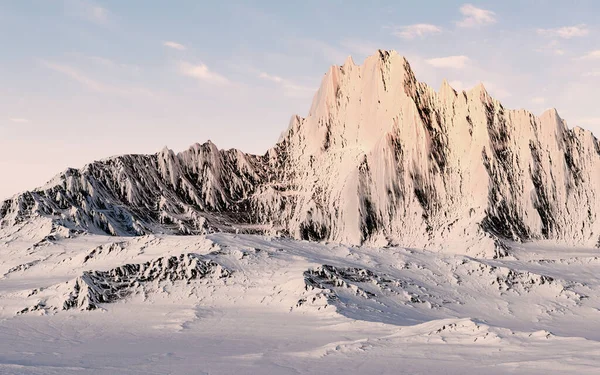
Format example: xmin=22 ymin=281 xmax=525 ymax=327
xmin=3 ymin=50 xmax=600 ymax=256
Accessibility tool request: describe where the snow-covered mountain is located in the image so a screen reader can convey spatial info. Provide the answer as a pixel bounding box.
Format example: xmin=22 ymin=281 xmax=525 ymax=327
xmin=3 ymin=50 xmax=600 ymax=256
xmin=4 ymin=51 xmax=600 ymax=373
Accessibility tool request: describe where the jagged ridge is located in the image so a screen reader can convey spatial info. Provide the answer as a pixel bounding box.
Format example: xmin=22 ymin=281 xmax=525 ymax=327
xmin=3 ymin=50 xmax=600 ymax=255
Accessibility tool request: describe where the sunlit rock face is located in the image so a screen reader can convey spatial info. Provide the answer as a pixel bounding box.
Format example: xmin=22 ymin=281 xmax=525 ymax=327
xmin=3 ymin=50 xmax=600 ymax=256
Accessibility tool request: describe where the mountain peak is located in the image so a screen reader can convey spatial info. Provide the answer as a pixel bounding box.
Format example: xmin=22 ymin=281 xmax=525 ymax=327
xmin=3 ymin=51 xmax=600 ymax=257
xmin=342 ymin=55 xmax=355 ymax=67
xmin=298 ymin=50 xmax=420 ymax=153
xmin=472 ymin=81 xmax=488 ymax=96
xmin=440 ymin=79 xmax=457 ymax=98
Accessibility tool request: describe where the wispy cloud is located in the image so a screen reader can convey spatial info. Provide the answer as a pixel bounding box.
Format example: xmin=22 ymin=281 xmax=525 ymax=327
xmin=178 ymin=62 xmax=230 ymax=85
xmin=392 ymin=24 xmax=442 ymax=39
xmin=572 ymin=117 xmax=600 ymax=126
xmin=340 ymin=40 xmax=380 ymax=59
xmin=456 ymin=4 xmax=496 ymax=28
xmin=43 ymin=60 xmax=106 ymax=91
xmin=258 ymin=72 xmax=314 ymax=97
xmin=163 ymin=41 xmax=186 ymax=51
xmin=259 ymin=72 xmax=284 ymax=83
xmin=66 ymin=0 xmax=109 ymax=25
xmin=86 ymin=55 xmax=115 ymax=66
xmin=535 ymin=40 xmax=565 ymax=56
xmin=9 ymin=118 xmax=29 ymax=123
xmin=426 ymin=55 xmax=470 ymax=69
xmin=72 ymin=54 xmax=141 ymax=74
xmin=42 ymin=60 xmax=154 ymax=96
xmin=583 ymin=71 xmax=600 ymax=77
xmin=448 ymin=80 xmax=467 ymax=91
xmin=537 ymin=25 xmax=589 ymax=39
xmin=482 ymin=81 xmax=511 ymax=99
xmin=579 ymin=50 xmax=600 ymax=60
xmin=90 ymin=5 xmax=108 ymax=23
xmin=290 ymin=38 xmax=347 ymax=64
xmin=531 ymin=97 xmax=546 ymax=104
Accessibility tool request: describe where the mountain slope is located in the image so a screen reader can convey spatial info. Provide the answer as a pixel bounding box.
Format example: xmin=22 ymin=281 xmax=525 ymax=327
xmin=0 ymin=142 xmax=268 ymax=236
xmin=3 ymin=232 xmax=600 ymax=374
xmin=3 ymin=50 xmax=600 ymax=256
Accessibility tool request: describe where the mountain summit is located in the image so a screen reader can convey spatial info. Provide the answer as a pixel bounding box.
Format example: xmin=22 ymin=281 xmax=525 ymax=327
xmin=3 ymin=50 xmax=600 ymax=257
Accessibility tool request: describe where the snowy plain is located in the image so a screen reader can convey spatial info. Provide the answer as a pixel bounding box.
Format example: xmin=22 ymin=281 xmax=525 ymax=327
xmin=1 ymin=219 xmax=600 ymax=374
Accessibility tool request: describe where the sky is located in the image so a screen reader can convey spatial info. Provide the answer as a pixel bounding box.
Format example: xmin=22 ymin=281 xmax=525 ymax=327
xmin=1 ymin=0 xmax=600 ymax=200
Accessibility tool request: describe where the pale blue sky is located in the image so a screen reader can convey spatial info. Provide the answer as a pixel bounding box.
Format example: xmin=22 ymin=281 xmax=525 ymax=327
xmin=2 ymin=1 xmax=600 ymax=199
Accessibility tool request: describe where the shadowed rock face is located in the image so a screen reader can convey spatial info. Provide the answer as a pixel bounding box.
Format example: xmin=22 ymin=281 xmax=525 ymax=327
xmin=62 ymin=253 xmax=230 ymax=311
xmin=17 ymin=253 xmax=231 ymax=313
xmin=3 ymin=50 xmax=600 ymax=255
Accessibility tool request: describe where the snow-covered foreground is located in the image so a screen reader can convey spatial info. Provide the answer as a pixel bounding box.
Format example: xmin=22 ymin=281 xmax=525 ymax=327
xmin=1 ymin=220 xmax=600 ymax=374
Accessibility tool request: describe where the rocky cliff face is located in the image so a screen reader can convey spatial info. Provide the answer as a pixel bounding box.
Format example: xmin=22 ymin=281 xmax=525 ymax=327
xmin=3 ymin=50 xmax=600 ymax=256
xmin=0 ymin=142 xmax=268 ymax=236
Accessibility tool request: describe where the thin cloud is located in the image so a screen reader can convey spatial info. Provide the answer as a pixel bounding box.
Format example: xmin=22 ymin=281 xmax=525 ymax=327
xmin=583 ymin=71 xmax=600 ymax=77
xmin=65 ymin=0 xmax=109 ymax=25
xmin=258 ymin=72 xmax=314 ymax=97
xmin=290 ymin=38 xmax=347 ymax=64
xmin=259 ymin=72 xmax=284 ymax=83
xmin=425 ymin=55 xmax=470 ymax=69
xmin=449 ymin=80 xmax=467 ymax=91
xmin=340 ymin=40 xmax=381 ymax=58
xmin=456 ymin=4 xmax=496 ymax=28
xmin=573 ymin=117 xmax=600 ymax=126
xmin=163 ymin=41 xmax=186 ymax=51
xmin=42 ymin=60 xmax=154 ymax=96
xmin=481 ymin=81 xmax=511 ymax=99
xmin=73 ymin=54 xmax=142 ymax=74
xmin=535 ymin=40 xmax=565 ymax=56
xmin=532 ymin=97 xmax=546 ymax=104
xmin=579 ymin=50 xmax=600 ymax=60
xmin=179 ymin=62 xmax=230 ymax=85
xmin=9 ymin=118 xmax=30 ymax=123
xmin=392 ymin=24 xmax=442 ymax=39
xmin=537 ymin=25 xmax=589 ymax=39
xmin=43 ymin=60 xmax=106 ymax=91
xmin=90 ymin=5 xmax=108 ymax=23
xmin=86 ymin=55 xmax=115 ymax=66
